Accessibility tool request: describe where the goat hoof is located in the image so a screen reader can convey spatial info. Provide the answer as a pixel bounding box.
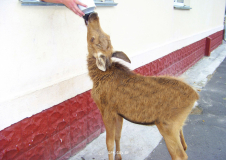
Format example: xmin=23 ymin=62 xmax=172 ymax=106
xmin=115 ymin=154 xmax=122 ymax=160
xmin=183 ymin=145 xmax=187 ymax=151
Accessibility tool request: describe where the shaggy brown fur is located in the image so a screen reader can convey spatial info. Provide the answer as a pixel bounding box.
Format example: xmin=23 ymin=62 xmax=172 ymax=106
xmin=86 ymin=13 xmax=199 ymax=160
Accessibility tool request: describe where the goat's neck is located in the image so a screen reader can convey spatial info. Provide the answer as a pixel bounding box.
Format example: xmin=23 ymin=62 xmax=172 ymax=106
xmin=87 ymin=54 xmax=107 ymax=83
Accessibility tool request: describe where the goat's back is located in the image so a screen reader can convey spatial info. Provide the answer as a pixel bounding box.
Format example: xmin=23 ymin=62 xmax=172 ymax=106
xmin=89 ymin=59 xmax=199 ymax=124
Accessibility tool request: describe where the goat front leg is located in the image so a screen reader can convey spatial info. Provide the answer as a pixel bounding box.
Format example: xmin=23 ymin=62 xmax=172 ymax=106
xmin=103 ymin=116 xmax=116 ymax=160
xmin=115 ymin=115 xmax=123 ymax=160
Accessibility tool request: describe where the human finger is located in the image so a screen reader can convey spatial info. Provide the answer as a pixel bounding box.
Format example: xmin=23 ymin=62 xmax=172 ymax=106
xmin=74 ymin=3 xmax=85 ymax=16
xmin=71 ymin=7 xmax=83 ymax=17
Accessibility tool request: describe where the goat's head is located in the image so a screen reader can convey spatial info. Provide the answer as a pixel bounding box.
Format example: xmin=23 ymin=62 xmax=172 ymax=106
xmin=87 ymin=12 xmax=131 ymax=71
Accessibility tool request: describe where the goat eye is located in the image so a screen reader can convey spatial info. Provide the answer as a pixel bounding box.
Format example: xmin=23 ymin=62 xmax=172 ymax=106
xmin=91 ymin=37 xmax=95 ymax=42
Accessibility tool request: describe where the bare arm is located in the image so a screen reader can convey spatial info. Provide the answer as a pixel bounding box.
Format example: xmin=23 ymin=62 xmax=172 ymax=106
xmin=42 ymin=0 xmax=87 ymax=17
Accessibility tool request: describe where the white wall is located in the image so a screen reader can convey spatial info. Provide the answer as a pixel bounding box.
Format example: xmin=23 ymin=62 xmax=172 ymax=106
xmin=0 ymin=0 xmax=225 ymax=130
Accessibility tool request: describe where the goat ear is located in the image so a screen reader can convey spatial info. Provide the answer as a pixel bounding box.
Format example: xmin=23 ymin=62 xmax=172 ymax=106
xmin=112 ymin=51 xmax=131 ymax=63
xmin=96 ymin=54 xmax=110 ymax=71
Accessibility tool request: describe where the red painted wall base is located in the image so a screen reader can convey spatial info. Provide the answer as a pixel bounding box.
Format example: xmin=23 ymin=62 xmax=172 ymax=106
xmin=0 ymin=30 xmax=223 ymax=160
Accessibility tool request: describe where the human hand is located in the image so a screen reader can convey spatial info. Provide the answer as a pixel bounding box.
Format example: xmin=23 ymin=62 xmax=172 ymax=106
xmin=62 ymin=0 xmax=87 ymax=17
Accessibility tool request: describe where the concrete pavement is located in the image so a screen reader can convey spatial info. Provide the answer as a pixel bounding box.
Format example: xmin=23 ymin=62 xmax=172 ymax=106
xmin=70 ymin=42 xmax=226 ymax=160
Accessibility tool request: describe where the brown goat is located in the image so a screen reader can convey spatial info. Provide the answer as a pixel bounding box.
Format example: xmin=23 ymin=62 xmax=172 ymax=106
xmin=86 ymin=12 xmax=199 ymax=160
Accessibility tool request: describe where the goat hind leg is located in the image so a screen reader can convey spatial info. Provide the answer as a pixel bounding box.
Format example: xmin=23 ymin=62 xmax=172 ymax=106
xmin=156 ymin=123 xmax=188 ymax=160
xmin=180 ymin=129 xmax=187 ymax=151
xmin=115 ymin=115 xmax=123 ymax=160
